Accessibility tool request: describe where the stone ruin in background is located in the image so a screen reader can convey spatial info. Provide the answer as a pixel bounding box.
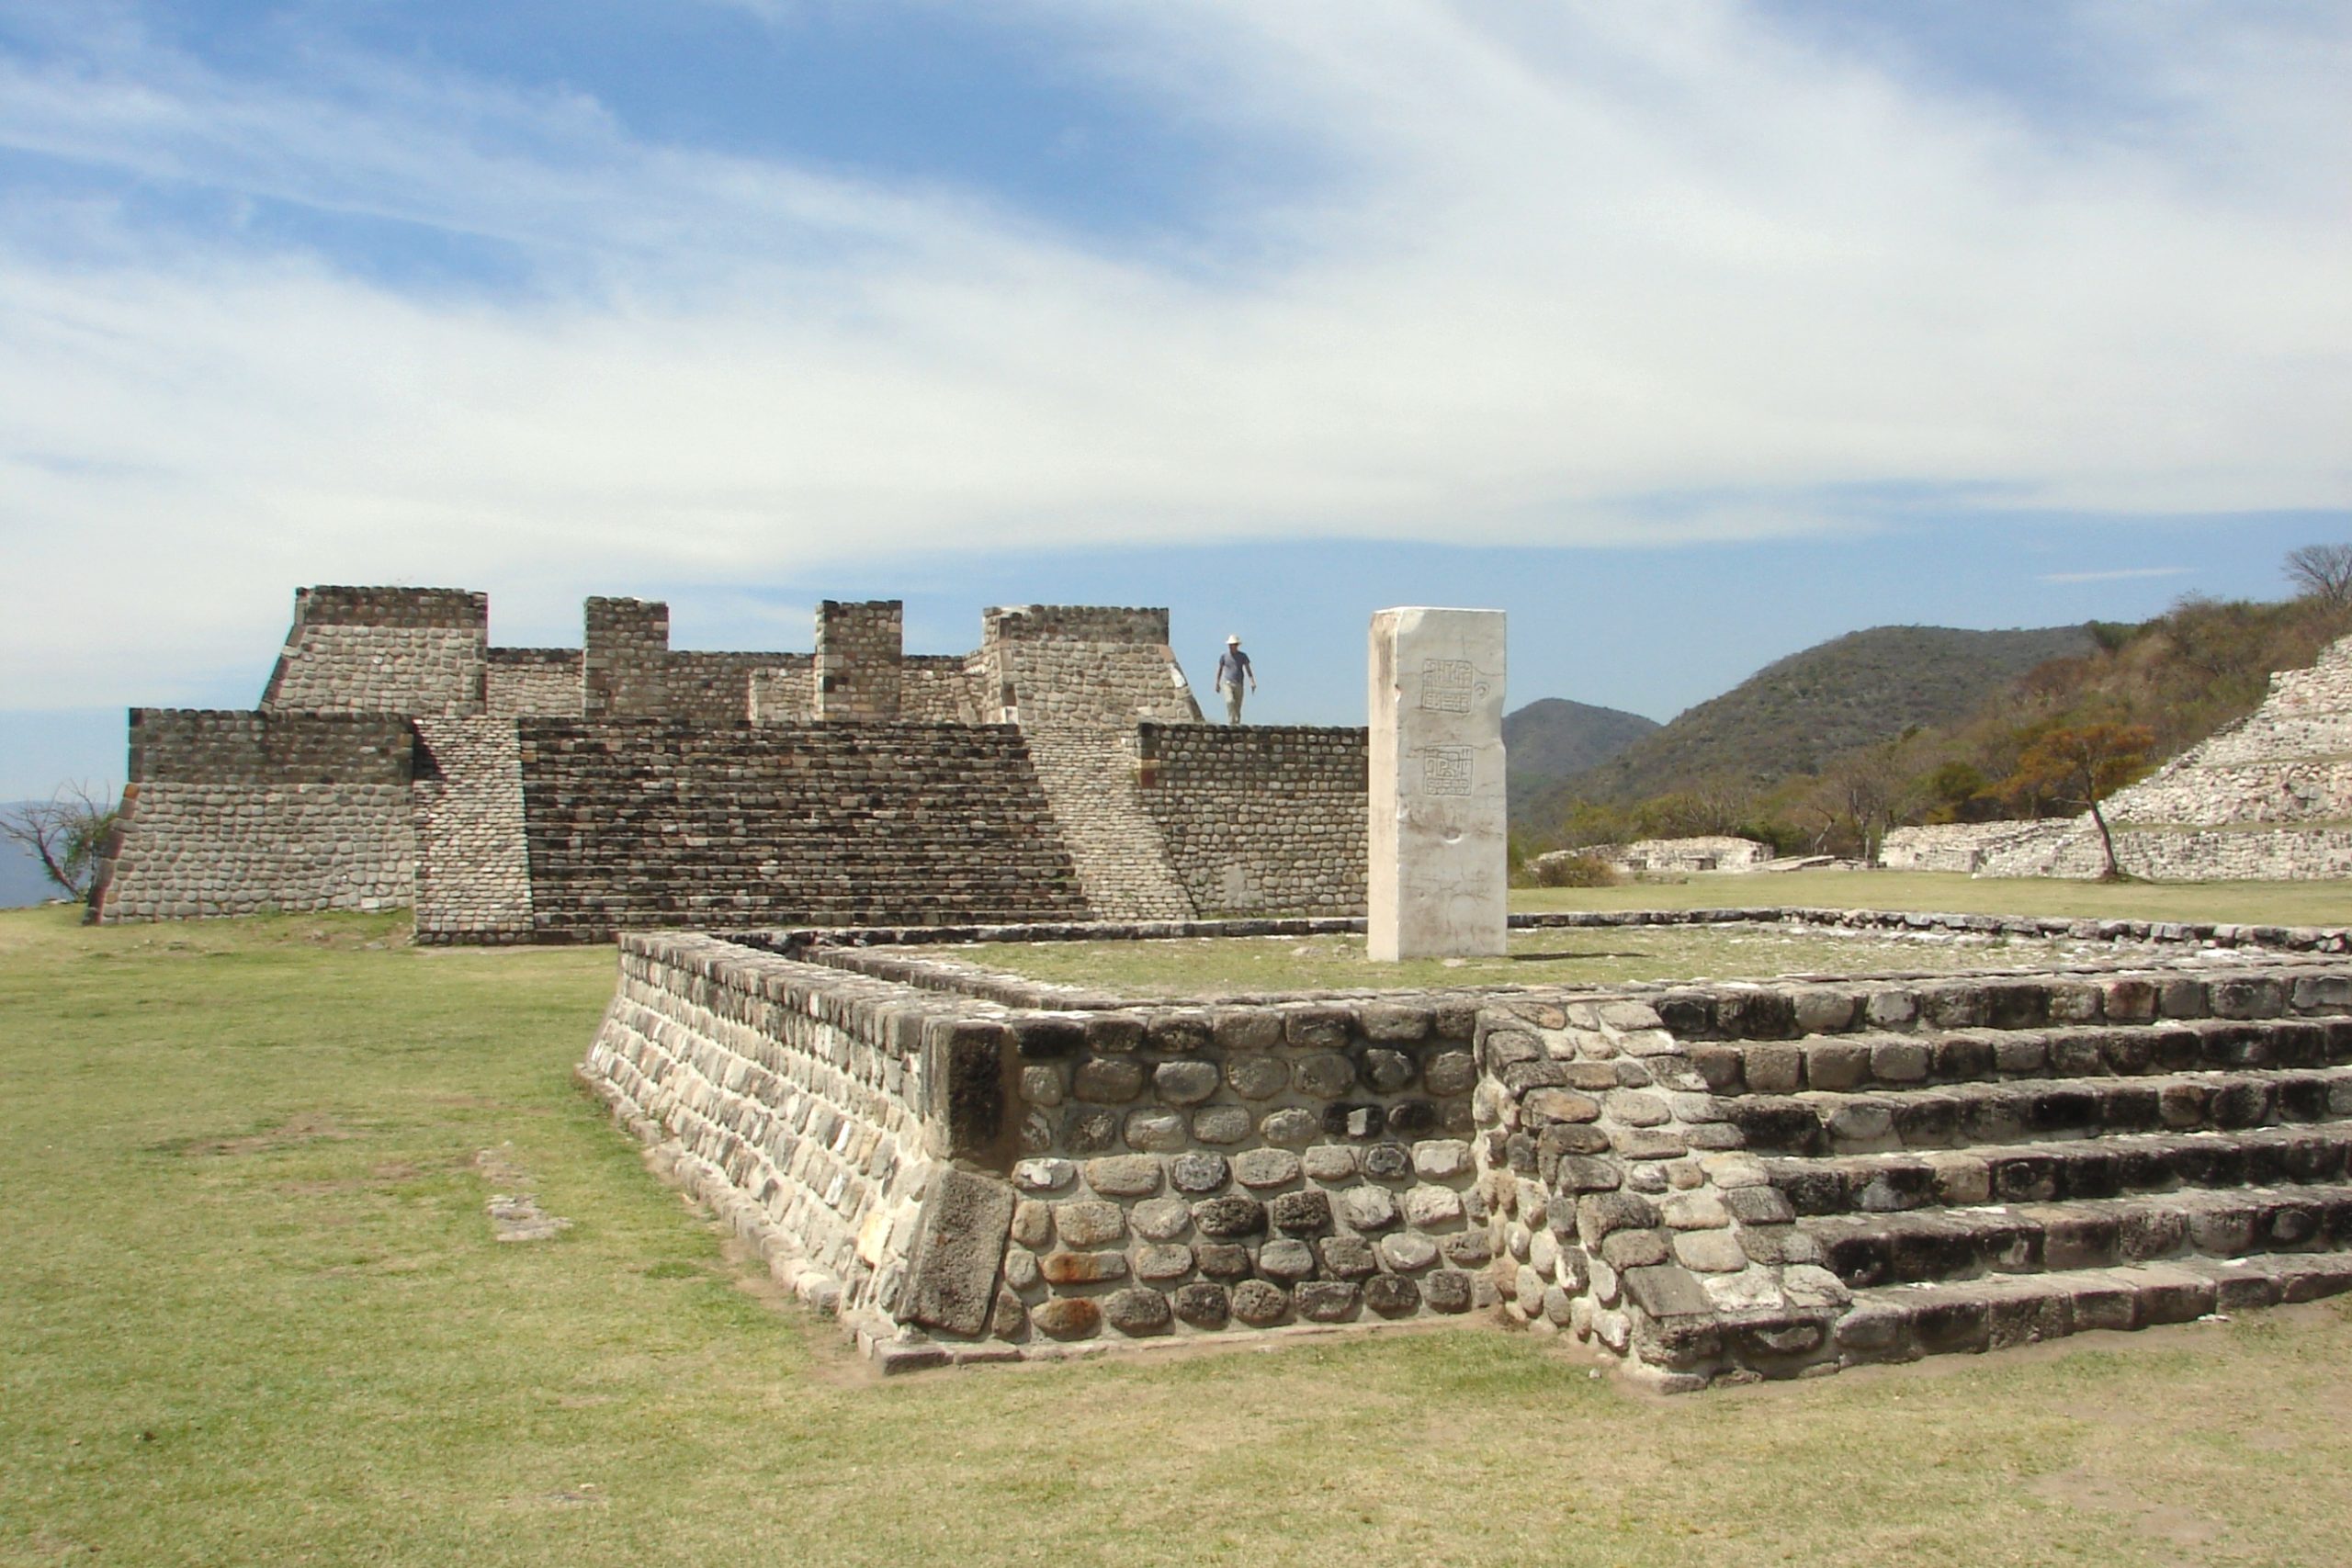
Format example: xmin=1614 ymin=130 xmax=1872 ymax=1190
xmin=1884 ymin=631 xmax=2352 ymax=882
xmin=85 ymin=586 xmax=1371 ymax=941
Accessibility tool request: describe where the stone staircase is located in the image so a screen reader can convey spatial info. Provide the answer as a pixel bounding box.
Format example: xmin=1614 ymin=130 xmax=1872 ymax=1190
xmin=1712 ymin=969 xmax=2352 ymax=1369
xmin=1496 ymin=959 xmax=2352 ymax=1387
xmin=1019 ymin=723 xmax=1195 ymax=921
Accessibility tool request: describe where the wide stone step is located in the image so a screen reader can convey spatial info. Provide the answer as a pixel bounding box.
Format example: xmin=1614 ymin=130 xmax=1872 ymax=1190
xmin=1805 ymin=1183 xmax=2352 ymax=1289
xmin=1689 ymin=1015 xmax=2352 ymax=1096
xmin=1833 ymin=1252 xmax=2352 ymax=1367
xmin=1725 ymin=1066 xmax=2352 ymax=1156
xmin=1766 ymin=1122 xmax=2352 ymax=1215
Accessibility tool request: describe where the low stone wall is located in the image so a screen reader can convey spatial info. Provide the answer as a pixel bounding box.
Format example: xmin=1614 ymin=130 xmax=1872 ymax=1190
xmin=578 ymin=930 xmax=1500 ymax=1366
xmin=579 ymin=934 xmax=978 ymax=1350
xmin=2023 ymin=825 xmax=2352 ymax=882
xmin=989 ymin=989 xmax=1489 ymax=1343
xmin=1883 ymin=821 xmax=2074 ymax=874
xmin=579 ymin=911 xmax=2352 ymax=1375
xmin=1138 ymin=724 xmax=1367 ymax=915
xmin=1604 ymin=836 xmax=1770 ymax=874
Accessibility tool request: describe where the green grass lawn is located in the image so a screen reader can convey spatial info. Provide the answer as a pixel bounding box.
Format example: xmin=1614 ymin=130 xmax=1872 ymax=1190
xmin=942 ymin=872 xmax=2352 ymax=996
xmin=6 ymin=901 xmax=2352 ymax=1566
xmin=923 ymin=925 xmax=2150 ymax=998
xmin=1513 ymin=867 xmax=2352 ymax=928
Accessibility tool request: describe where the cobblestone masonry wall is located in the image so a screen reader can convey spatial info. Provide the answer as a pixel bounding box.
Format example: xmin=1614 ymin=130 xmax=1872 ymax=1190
xmin=815 ymin=601 xmax=904 ymax=720
xmin=989 ymin=990 xmax=1492 ymax=1345
xmin=901 ymin=657 xmax=982 ymax=724
xmin=580 ymin=598 xmax=672 ymax=716
xmin=1020 ymin=728 xmax=1193 ymax=920
xmin=577 ymin=934 xmax=968 ymax=1349
xmin=580 ymin=910 xmax=2352 ymax=1373
xmin=747 ymin=660 xmax=817 ymax=723
xmin=581 ymin=595 xmax=804 ymax=723
xmin=1138 ymin=724 xmax=1369 ymax=915
xmin=484 ymin=649 xmax=583 ymax=717
xmin=90 ymin=710 xmax=417 ymax=921
xmin=261 ymin=587 xmax=489 ymax=716
xmin=412 ymin=718 xmax=532 ymax=942
xmin=579 ymin=931 xmax=1498 ymax=1366
xmin=515 ymin=720 xmax=1092 ymax=941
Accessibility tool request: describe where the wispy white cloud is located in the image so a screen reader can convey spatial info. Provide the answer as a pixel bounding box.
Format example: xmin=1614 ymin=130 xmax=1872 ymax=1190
xmin=2037 ymin=567 xmax=2192 ymax=584
xmin=1 ymin=0 xmax=2346 ymax=705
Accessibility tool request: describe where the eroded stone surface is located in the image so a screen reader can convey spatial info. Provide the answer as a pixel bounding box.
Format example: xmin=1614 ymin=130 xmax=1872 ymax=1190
xmin=1365 ymin=606 xmax=1507 ymax=962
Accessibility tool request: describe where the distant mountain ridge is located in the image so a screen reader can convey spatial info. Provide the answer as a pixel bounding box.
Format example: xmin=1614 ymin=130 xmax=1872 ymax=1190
xmin=1524 ymin=624 xmax=2099 ymax=822
xmin=1503 ymin=697 xmax=1660 ymax=817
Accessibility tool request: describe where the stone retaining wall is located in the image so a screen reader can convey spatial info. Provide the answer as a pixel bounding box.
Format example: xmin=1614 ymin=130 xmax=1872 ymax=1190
xmin=1138 ymin=724 xmax=1368 ymax=915
xmin=579 ymin=930 xmax=1500 ymax=1368
xmin=90 ymin=710 xmax=418 ymax=921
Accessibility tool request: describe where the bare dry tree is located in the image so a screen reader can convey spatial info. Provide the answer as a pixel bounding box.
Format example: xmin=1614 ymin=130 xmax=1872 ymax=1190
xmin=2004 ymin=723 xmax=2154 ymax=881
xmin=2284 ymin=543 xmax=2352 ymax=607
xmin=0 ymin=783 xmax=119 ymax=897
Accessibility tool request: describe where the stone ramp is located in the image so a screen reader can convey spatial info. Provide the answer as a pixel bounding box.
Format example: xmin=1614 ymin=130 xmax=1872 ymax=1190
xmin=1019 ymin=724 xmax=1193 ymax=921
xmin=1487 ymin=961 xmax=2352 ymax=1387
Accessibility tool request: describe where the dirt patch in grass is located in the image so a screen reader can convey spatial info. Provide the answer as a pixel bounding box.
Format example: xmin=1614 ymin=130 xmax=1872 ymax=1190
xmin=154 ymin=1111 xmax=355 ymax=1160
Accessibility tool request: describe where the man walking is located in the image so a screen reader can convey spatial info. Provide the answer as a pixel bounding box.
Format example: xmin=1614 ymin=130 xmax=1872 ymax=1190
xmin=1214 ymin=635 xmax=1256 ymax=724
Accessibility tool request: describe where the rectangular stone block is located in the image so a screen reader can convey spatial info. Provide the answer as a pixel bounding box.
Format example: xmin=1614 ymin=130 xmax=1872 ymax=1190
xmin=902 ymin=1168 xmax=1016 ymax=1337
xmin=1366 ymin=607 xmax=1507 ymax=962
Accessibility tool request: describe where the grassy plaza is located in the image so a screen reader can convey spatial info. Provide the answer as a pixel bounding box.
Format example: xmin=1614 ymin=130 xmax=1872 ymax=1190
xmin=6 ymin=875 xmax=2352 ymax=1565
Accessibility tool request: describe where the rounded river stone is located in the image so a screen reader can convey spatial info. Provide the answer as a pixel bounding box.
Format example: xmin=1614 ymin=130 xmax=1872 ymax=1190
xmin=1102 ymin=1288 xmax=1173 ymax=1336
xmin=1295 ymin=1280 xmax=1360 ymax=1322
xmin=1172 ymin=1281 xmax=1231 ymax=1327
xmin=1191 ymin=1195 xmax=1267 ymax=1238
xmin=1032 ymin=1298 xmax=1102 ymax=1339
xmin=1230 ymin=1279 xmax=1289 ymax=1326
xmin=1170 ymin=1152 xmax=1229 ymax=1194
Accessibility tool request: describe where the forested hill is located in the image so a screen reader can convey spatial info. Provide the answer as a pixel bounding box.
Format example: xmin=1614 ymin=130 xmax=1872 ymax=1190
xmin=1502 ymin=697 xmax=1659 ymax=814
xmin=1532 ymin=624 xmax=2098 ymax=813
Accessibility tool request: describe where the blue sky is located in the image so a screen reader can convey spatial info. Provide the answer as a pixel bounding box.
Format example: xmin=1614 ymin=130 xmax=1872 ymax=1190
xmin=3 ymin=0 xmax=2347 ymax=798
